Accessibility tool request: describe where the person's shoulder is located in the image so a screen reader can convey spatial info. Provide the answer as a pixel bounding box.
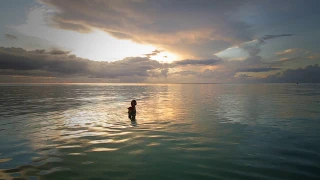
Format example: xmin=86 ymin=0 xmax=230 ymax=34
xmin=128 ymin=107 xmax=133 ymax=110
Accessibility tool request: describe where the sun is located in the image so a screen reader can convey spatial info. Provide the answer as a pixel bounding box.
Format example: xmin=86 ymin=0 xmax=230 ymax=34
xmin=149 ymin=51 xmax=181 ymax=63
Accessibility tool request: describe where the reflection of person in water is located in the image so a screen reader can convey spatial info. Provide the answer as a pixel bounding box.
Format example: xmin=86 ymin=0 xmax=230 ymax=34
xmin=128 ymin=100 xmax=137 ymax=121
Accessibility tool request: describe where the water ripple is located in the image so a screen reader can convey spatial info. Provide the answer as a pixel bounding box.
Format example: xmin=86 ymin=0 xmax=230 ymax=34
xmin=0 ymin=84 xmax=319 ymax=180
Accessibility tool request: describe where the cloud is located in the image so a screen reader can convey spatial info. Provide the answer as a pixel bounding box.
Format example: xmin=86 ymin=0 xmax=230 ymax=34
xmin=260 ymin=64 xmax=320 ymax=83
xmin=204 ymin=33 xmax=296 ymax=81
xmin=144 ymin=49 xmax=162 ymax=58
xmin=172 ymin=70 xmax=198 ymax=76
xmin=276 ymin=48 xmax=300 ymax=56
xmin=270 ymin=57 xmax=304 ymax=66
xmin=173 ymin=59 xmax=222 ymax=66
xmin=0 ymin=46 xmax=236 ymax=83
xmin=228 ymin=34 xmax=295 ymax=69
xmin=4 ymin=34 xmax=17 ymax=40
xmin=51 ymin=19 xmax=92 ymax=33
xmin=1 ymin=46 xmax=319 ymax=83
xmin=171 ymin=68 xmax=235 ymax=82
xmin=258 ymin=34 xmax=294 ymax=45
xmin=275 ymin=48 xmax=320 ymax=60
xmin=169 ymin=32 xmax=297 ymax=82
xmin=243 ymin=34 xmax=294 ymax=61
xmin=261 ymin=34 xmax=294 ymax=40
xmin=39 ymin=0 xmax=253 ymax=58
xmin=48 ymin=49 xmax=71 ymax=55
xmin=270 ymin=49 xmax=320 ymax=66
xmin=237 ymin=74 xmax=252 ymax=78
xmin=0 ymin=47 xmax=165 ymax=81
xmin=237 ymin=67 xmax=281 ymax=72
xmin=308 ymin=54 xmax=320 ymax=59
xmin=160 ymin=68 xmax=169 ymax=78
xmin=0 ymin=47 xmax=88 ymax=73
xmin=279 ymin=57 xmax=290 ymax=61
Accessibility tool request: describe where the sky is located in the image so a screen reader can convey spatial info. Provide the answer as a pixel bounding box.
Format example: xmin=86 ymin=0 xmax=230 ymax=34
xmin=1 ymin=0 xmax=320 ymax=83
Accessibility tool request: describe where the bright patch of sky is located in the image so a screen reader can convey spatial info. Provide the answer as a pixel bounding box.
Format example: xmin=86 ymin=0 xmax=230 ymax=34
xmin=215 ymin=46 xmax=248 ymax=61
xmin=10 ymin=7 xmax=159 ymax=62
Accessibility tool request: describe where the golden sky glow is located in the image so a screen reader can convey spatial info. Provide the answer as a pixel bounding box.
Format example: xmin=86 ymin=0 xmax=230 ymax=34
xmin=149 ymin=51 xmax=181 ymax=63
xmin=12 ymin=7 xmax=180 ymax=63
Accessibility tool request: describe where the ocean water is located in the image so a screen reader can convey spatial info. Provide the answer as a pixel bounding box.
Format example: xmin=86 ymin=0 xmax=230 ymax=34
xmin=0 ymin=83 xmax=319 ymax=180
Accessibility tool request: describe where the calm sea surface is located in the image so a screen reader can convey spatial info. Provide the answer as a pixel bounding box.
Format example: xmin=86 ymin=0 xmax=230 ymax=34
xmin=0 ymin=83 xmax=319 ymax=180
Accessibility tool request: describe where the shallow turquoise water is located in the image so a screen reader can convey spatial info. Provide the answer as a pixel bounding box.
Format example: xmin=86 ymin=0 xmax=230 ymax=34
xmin=0 ymin=84 xmax=320 ymax=180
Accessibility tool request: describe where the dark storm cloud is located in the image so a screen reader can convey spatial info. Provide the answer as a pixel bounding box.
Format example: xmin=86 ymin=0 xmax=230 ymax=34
xmin=237 ymin=67 xmax=281 ymax=72
xmin=261 ymin=34 xmax=294 ymax=40
xmin=0 ymin=47 xmax=88 ymax=74
xmin=173 ymin=59 xmax=222 ymax=66
xmin=29 ymin=49 xmax=46 ymax=54
xmin=0 ymin=47 xmax=165 ymax=80
xmin=258 ymin=34 xmax=294 ymax=45
xmin=5 ymin=34 xmax=17 ymax=40
xmin=260 ymin=64 xmax=320 ymax=83
xmin=48 ymin=49 xmax=70 ymax=55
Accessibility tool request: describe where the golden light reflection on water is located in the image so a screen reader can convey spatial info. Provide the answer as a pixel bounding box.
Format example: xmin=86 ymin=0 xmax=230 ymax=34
xmin=68 ymin=153 xmax=85 ymax=156
xmin=146 ymin=142 xmax=161 ymax=146
xmin=138 ymin=85 xmax=185 ymax=123
xmin=20 ymin=85 xmax=187 ymax=158
xmin=89 ymin=138 xmax=130 ymax=144
xmin=90 ymin=148 xmax=119 ymax=152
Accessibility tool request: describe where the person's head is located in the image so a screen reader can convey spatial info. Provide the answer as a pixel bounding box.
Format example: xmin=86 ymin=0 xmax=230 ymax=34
xmin=131 ymin=100 xmax=137 ymax=106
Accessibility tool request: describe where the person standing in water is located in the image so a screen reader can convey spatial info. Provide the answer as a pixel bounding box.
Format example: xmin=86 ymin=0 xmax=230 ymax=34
xmin=128 ymin=100 xmax=137 ymax=121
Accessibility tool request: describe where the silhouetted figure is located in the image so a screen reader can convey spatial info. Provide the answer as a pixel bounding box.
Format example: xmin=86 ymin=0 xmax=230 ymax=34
xmin=128 ymin=100 xmax=137 ymax=121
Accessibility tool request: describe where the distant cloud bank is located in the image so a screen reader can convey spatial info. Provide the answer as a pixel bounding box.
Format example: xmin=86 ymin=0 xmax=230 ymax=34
xmin=1 ymin=47 xmax=319 ymax=83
